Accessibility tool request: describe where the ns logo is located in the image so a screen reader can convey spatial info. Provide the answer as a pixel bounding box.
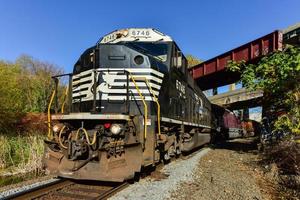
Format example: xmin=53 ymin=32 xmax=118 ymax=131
xmin=90 ymin=71 xmax=121 ymax=100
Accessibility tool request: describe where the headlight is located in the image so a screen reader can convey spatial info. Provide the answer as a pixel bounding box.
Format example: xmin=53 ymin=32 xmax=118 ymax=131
xmin=110 ymin=124 xmax=122 ymax=135
xmin=52 ymin=124 xmax=63 ymax=133
xmin=134 ymin=55 xmax=144 ymax=65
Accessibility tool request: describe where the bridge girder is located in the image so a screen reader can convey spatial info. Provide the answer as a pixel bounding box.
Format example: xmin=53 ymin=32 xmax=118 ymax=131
xmin=208 ymin=88 xmax=263 ymax=110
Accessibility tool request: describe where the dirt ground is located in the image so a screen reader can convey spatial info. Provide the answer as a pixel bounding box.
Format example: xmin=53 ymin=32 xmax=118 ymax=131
xmin=170 ymin=138 xmax=293 ymax=200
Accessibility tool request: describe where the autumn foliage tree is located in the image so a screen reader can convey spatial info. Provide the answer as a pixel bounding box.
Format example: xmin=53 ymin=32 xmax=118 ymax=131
xmin=186 ymin=54 xmax=202 ymax=68
xmin=0 ymin=61 xmax=25 ymax=131
xmin=0 ymin=55 xmax=63 ymax=132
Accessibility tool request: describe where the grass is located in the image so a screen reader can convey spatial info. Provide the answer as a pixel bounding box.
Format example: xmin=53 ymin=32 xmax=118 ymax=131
xmin=0 ymin=133 xmax=45 ymax=177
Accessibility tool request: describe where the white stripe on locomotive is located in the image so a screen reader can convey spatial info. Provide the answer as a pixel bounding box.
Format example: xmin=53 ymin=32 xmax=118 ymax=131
xmin=72 ymin=68 xmax=164 ymax=102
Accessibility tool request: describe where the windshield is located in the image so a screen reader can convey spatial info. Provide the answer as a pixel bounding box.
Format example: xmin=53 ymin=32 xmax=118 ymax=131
xmin=127 ymin=42 xmax=169 ymax=62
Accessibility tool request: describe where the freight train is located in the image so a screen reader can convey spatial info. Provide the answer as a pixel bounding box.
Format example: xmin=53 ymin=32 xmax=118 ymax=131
xmin=44 ymin=28 xmax=246 ymax=182
xmin=212 ymin=105 xmax=260 ymax=140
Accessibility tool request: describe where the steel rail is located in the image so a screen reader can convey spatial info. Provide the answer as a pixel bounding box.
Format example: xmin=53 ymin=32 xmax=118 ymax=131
xmin=2 ymin=178 xmax=128 ymax=200
xmin=95 ymin=182 xmax=129 ymax=200
xmin=2 ymin=179 xmax=73 ymax=200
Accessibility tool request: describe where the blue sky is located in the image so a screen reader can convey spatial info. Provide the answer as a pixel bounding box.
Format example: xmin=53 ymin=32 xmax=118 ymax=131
xmin=0 ymin=0 xmax=299 ymax=72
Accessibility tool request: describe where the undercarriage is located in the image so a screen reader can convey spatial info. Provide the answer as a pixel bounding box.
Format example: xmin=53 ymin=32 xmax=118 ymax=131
xmin=44 ymin=114 xmax=211 ymax=182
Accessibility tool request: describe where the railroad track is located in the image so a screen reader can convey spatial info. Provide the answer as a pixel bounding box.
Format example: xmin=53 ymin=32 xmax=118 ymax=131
xmin=3 ymin=178 xmax=128 ymax=200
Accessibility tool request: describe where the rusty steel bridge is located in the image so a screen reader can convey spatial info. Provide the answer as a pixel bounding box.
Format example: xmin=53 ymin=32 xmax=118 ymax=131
xmin=189 ymin=23 xmax=300 ymax=119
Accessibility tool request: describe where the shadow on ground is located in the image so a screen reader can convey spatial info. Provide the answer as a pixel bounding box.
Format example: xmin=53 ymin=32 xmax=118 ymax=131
xmin=212 ymin=137 xmax=260 ymax=153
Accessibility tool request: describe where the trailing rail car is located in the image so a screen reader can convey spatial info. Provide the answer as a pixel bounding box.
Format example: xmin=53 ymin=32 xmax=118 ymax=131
xmin=212 ymin=104 xmax=243 ymax=139
xmin=44 ymin=28 xmax=213 ymax=182
xmin=211 ymin=104 xmax=260 ymax=139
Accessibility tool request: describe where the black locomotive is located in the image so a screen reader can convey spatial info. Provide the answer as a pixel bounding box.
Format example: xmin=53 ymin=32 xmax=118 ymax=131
xmin=44 ymin=28 xmax=213 ymax=182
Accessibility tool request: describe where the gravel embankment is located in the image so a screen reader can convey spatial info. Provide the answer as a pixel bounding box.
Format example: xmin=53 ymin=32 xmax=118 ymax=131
xmin=110 ymin=148 xmax=211 ymax=200
xmin=112 ymin=138 xmax=274 ymax=200
xmin=170 ymin=139 xmax=268 ymax=200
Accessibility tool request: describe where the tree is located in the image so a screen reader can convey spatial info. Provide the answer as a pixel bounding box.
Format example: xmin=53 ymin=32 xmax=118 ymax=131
xmin=228 ymin=46 xmax=300 ymax=136
xmin=16 ymin=55 xmax=63 ymax=112
xmin=0 ymin=56 xmax=63 ymax=132
xmin=186 ymin=54 xmax=202 ymax=68
xmin=0 ymin=61 xmax=26 ymax=131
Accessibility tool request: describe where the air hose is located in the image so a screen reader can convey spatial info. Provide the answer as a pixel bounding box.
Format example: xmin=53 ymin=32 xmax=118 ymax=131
xmin=58 ymin=126 xmax=98 ymax=149
xmin=75 ymin=127 xmax=97 ymax=146
xmin=58 ymin=125 xmax=68 ymax=149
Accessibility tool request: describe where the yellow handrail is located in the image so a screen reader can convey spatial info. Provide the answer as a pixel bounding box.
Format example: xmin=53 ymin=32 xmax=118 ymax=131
xmin=47 ymin=89 xmax=56 ymax=139
xmin=129 ymin=73 xmax=148 ymax=141
xmin=61 ymin=86 xmax=69 ymax=113
xmin=144 ymin=79 xmax=161 ymax=136
xmin=58 ymin=125 xmax=68 ymax=149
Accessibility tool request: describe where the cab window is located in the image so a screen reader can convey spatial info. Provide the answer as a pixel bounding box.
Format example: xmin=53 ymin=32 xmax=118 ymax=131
xmin=172 ymin=44 xmax=186 ymax=75
xmin=127 ymin=42 xmax=169 ymax=63
xmin=73 ymin=47 xmax=99 ymax=74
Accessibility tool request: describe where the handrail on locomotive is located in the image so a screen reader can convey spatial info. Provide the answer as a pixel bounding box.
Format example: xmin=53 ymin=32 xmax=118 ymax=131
xmin=47 ymin=73 xmax=72 ymax=139
xmin=128 ymin=75 xmax=161 ymax=136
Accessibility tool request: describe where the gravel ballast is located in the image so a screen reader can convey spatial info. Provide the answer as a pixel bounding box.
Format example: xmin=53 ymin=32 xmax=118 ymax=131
xmin=110 ymin=148 xmax=211 ymax=200
xmin=0 ymin=177 xmax=59 ymax=199
xmin=111 ymin=138 xmax=274 ymax=200
xmin=170 ymin=139 xmax=272 ymax=200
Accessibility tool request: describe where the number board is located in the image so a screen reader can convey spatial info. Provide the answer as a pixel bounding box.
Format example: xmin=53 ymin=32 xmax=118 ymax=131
xmin=130 ymin=29 xmax=150 ymax=37
xmin=99 ymin=28 xmax=173 ymax=44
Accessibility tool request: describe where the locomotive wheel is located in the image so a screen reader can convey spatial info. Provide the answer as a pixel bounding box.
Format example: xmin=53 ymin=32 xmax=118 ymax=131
xmin=174 ymin=137 xmax=182 ymax=157
xmin=175 ymin=147 xmax=181 ymax=157
xmin=162 ymin=152 xmax=170 ymax=164
xmin=164 ymin=151 xmax=170 ymax=161
xmin=162 ymin=145 xmax=175 ymax=163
